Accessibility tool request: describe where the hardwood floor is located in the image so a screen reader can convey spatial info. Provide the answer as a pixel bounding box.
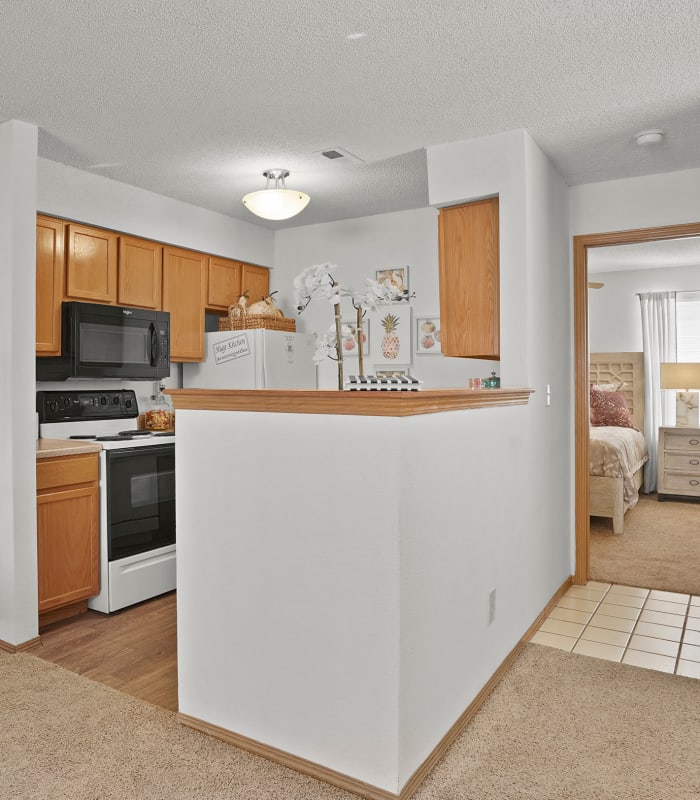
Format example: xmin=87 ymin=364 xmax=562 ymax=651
xmin=35 ymin=591 xmax=178 ymax=712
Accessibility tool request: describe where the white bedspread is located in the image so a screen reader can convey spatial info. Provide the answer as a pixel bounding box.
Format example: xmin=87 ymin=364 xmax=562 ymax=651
xmin=590 ymin=426 xmax=648 ymax=508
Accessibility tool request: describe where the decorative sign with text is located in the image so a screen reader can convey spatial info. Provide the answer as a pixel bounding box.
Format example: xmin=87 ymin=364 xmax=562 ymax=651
xmin=212 ymin=333 xmax=250 ymax=365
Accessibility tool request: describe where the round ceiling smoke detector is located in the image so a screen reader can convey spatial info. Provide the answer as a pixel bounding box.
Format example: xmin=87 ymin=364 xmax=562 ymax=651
xmin=635 ymin=129 xmax=665 ymax=145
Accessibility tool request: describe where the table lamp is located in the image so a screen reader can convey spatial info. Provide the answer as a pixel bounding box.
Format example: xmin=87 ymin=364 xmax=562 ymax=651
xmin=660 ymin=362 xmax=700 ymax=427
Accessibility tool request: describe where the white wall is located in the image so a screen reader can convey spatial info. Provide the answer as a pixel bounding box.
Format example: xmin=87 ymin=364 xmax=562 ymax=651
xmin=272 ymin=207 xmax=495 ymax=388
xmin=0 ymin=121 xmax=39 ymax=646
xmin=408 ymin=129 xmax=571 ymax=778
xmin=589 ymin=266 xmax=700 ymax=353
xmin=38 ymin=159 xmax=274 ymax=266
xmin=570 ymin=166 xmax=700 ymax=236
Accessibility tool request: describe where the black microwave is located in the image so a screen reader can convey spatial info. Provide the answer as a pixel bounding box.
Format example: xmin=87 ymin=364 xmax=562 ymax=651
xmin=36 ymin=301 xmax=170 ymax=381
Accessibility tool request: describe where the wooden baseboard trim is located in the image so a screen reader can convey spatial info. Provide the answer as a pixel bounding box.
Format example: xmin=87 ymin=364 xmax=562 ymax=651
xmin=178 ymin=713 xmax=399 ymax=800
xmin=179 ymin=576 xmax=573 ymax=800
xmin=0 ymin=636 xmax=42 ymax=653
xmin=39 ymin=599 xmax=89 ymax=630
xmin=399 ymin=574 xmax=573 ymax=800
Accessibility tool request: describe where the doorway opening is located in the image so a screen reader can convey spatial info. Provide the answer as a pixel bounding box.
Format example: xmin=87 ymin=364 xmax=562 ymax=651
xmin=574 ymin=220 xmax=700 ymax=584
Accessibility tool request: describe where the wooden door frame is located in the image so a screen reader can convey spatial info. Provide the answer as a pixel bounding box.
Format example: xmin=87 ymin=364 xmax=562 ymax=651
xmin=573 ymin=220 xmax=700 ymax=584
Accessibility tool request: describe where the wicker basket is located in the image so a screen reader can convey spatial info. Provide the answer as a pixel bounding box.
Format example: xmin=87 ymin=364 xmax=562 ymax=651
xmin=218 ymin=308 xmax=296 ymax=332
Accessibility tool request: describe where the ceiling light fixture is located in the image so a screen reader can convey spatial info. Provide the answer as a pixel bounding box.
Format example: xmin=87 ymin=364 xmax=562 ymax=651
xmin=634 ymin=129 xmax=665 ymax=146
xmin=242 ymin=169 xmax=310 ymax=221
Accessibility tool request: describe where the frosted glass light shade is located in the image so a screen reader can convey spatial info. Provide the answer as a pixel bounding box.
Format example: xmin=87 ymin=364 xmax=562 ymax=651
xmin=242 ymin=168 xmax=310 ymax=220
xmin=242 ymin=188 xmax=310 ymax=220
xmin=660 ymin=362 xmax=700 ymax=390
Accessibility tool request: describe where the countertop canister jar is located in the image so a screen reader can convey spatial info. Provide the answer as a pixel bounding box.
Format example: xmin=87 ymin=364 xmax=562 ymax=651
xmin=144 ymin=384 xmax=174 ymax=431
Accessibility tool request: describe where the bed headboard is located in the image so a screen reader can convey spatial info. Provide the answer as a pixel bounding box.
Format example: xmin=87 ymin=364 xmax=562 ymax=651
xmin=590 ymin=351 xmax=645 ymax=430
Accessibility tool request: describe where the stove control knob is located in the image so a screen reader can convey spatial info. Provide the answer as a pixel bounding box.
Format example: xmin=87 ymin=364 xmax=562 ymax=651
xmin=61 ymin=396 xmax=70 ymax=408
xmin=125 ymin=398 xmax=133 ymax=408
xmin=113 ymin=396 xmax=120 ymax=405
xmin=100 ymin=396 xmax=108 ymax=406
xmin=48 ymin=400 xmax=59 ymax=413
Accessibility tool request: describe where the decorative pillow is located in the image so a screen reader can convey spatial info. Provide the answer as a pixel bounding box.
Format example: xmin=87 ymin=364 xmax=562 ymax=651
xmin=590 ymin=388 xmax=636 ymax=428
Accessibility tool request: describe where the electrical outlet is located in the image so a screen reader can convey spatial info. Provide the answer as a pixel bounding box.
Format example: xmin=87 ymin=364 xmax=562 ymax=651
xmin=488 ymin=588 xmax=497 ymax=625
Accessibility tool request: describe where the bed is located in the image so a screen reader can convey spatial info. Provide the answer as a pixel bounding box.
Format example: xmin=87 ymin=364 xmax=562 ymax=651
xmin=589 ymin=352 xmax=649 ymax=534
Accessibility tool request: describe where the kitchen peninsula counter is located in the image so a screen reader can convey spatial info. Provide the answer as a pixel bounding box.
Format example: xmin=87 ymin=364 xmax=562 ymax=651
xmin=167 ymin=386 xmax=533 ymax=416
xmin=168 ymin=386 xmax=532 ymax=800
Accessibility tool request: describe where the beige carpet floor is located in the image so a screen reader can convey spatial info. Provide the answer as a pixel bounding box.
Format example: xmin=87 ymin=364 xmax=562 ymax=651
xmin=591 ymin=492 xmax=700 ymax=595
xmin=3 ymin=643 xmax=700 ymax=799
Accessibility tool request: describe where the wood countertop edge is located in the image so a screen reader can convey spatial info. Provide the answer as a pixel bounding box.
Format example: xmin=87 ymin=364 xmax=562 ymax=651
xmin=165 ymin=388 xmax=534 ymax=417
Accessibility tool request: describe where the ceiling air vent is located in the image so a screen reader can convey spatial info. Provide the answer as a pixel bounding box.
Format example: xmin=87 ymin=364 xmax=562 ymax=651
xmin=315 ymin=146 xmax=365 ymax=164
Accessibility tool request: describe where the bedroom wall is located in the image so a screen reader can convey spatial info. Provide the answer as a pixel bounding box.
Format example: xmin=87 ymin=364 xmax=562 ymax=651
xmin=589 ymin=265 xmax=700 ymax=353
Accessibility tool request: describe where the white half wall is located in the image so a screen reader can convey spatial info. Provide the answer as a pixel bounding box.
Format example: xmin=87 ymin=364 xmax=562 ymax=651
xmin=272 ymin=207 xmax=493 ymax=388
xmin=38 ymin=158 xmax=274 ymax=267
xmin=0 ymin=120 xmax=39 ymax=646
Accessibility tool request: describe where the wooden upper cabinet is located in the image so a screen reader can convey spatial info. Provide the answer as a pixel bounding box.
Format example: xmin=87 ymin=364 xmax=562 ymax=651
xmin=162 ymin=246 xmax=208 ymax=361
xmin=36 ymin=216 xmax=65 ymax=356
xmin=118 ymin=236 xmax=163 ymax=309
xmin=241 ymin=263 xmax=270 ymax=304
xmin=207 ymin=256 xmax=242 ymax=311
xmin=65 ymin=223 xmax=118 ymax=304
xmin=438 ymin=196 xmax=500 ymax=360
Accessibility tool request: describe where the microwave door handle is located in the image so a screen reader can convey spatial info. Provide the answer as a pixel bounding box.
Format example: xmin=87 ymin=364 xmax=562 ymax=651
xmin=150 ymin=323 xmax=161 ymax=366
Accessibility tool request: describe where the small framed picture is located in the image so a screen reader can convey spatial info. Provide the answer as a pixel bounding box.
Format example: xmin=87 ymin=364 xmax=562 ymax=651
xmin=375 ymin=266 xmax=410 ymax=302
xmin=374 ymin=367 xmax=411 ymax=379
xmin=370 ymin=306 xmax=411 ymax=365
xmin=340 ymin=318 xmax=370 ymax=355
xmin=415 ymin=315 xmax=442 ymax=354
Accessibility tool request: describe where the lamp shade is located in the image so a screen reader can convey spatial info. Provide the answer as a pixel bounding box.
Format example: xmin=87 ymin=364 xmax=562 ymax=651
xmin=242 ymin=169 xmax=310 ymax=221
xmin=660 ymin=362 xmax=700 ymax=390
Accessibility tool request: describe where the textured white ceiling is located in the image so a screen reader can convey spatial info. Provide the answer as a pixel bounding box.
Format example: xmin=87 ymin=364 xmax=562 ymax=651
xmin=588 ymin=237 xmax=700 ymax=274
xmin=1 ymin=0 xmax=699 ymax=229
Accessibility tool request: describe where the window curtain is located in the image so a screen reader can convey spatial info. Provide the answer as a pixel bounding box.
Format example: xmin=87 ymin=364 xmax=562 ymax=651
xmin=639 ymin=291 xmax=676 ymax=493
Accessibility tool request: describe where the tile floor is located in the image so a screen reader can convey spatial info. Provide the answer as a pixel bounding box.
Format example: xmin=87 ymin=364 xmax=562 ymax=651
xmin=531 ymin=581 xmax=700 ymax=678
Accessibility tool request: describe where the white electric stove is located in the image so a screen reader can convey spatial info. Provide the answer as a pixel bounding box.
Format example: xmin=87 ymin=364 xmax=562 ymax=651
xmin=37 ymin=389 xmax=176 ymax=613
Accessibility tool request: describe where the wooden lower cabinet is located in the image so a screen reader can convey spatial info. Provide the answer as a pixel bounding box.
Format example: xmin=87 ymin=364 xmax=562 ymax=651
xmin=36 ymin=453 xmax=99 ymax=626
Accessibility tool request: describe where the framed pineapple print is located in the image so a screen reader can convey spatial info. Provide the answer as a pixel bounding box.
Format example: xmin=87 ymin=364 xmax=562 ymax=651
xmin=416 ymin=315 xmax=442 ymax=354
xmin=370 ymin=306 xmax=411 ymax=366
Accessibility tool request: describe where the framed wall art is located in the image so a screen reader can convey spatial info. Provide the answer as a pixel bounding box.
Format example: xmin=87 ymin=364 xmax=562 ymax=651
xmin=370 ymin=306 xmax=411 ymax=366
xmin=375 ymin=266 xmax=410 ymax=302
xmin=340 ymin=318 xmax=370 ymax=356
xmin=415 ymin=315 xmax=442 ymax=354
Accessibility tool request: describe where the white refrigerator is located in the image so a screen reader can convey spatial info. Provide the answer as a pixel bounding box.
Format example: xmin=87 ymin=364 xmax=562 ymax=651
xmin=182 ymin=329 xmax=317 ymax=389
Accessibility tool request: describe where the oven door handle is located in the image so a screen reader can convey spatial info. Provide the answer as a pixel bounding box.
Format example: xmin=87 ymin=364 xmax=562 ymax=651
xmin=150 ymin=322 xmax=161 ymax=367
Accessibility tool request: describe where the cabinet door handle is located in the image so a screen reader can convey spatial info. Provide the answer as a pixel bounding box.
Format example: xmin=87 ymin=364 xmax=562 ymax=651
xmin=690 ymin=480 xmax=699 ymax=486
xmin=690 ymin=439 xmax=700 ymax=446
xmin=691 ymin=459 xmax=699 ymax=465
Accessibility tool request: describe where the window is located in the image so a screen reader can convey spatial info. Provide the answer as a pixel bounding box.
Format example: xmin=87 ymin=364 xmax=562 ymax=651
xmin=676 ymin=291 xmax=700 ymax=361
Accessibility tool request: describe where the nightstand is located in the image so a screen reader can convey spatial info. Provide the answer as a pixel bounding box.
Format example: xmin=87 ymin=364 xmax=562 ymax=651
xmin=657 ymin=426 xmax=700 ymax=501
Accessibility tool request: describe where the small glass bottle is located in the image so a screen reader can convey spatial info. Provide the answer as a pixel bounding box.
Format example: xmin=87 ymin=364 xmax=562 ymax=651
xmin=144 ymin=383 xmax=174 ymax=431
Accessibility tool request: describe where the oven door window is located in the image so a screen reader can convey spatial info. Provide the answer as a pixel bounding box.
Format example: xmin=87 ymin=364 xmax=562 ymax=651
xmin=107 ymin=445 xmax=175 ymax=561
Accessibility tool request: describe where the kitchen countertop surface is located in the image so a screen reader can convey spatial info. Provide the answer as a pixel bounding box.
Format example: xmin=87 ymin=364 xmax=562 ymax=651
xmin=36 ymin=438 xmax=103 ymax=459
